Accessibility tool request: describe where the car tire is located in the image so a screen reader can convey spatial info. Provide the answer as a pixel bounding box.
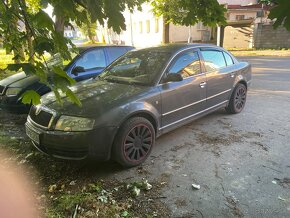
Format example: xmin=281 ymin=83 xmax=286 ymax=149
xmin=226 ymin=83 xmax=247 ymax=114
xmin=112 ymin=117 xmax=155 ymax=167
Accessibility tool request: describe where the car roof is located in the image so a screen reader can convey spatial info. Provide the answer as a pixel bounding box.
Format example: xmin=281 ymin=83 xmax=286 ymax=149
xmin=77 ymin=45 xmax=135 ymax=53
xmin=136 ymin=43 xmax=223 ymax=54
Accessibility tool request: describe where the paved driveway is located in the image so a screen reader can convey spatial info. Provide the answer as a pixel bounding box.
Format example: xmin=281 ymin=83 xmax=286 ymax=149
xmin=110 ymin=56 xmax=290 ymax=217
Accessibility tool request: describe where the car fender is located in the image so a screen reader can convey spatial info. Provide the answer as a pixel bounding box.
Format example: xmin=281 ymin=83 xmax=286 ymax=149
xmin=117 ymin=101 xmax=161 ymax=131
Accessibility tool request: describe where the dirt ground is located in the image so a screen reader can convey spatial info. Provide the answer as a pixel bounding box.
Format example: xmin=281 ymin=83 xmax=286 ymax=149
xmin=0 ymin=56 xmax=290 ymax=217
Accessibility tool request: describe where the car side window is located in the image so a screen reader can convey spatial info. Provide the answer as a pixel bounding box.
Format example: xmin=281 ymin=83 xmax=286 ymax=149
xmin=74 ymin=49 xmax=106 ymax=70
xmin=106 ymin=47 xmax=128 ymax=64
xmin=168 ymin=51 xmax=201 ymax=78
xmin=223 ymin=52 xmax=234 ymax=66
xmin=201 ymin=50 xmax=226 ymax=72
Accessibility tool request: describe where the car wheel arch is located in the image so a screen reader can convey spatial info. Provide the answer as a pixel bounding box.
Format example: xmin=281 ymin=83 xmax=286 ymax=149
xmin=120 ymin=111 xmax=159 ymax=135
xmin=235 ymin=80 xmax=247 ymax=90
xmin=108 ymin=110 xmax=159 ymax=161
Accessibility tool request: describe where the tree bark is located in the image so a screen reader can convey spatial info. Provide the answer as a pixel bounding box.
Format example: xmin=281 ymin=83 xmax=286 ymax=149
xmin=55 ymin=14 xmax=65 ymax=35
xmin=163 ymin=19 xmax=170 ymax=44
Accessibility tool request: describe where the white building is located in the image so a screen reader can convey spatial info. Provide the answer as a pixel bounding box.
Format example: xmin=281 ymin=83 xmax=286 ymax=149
xmin=114 ymin=3 xmax=211 ymax=48
xmin=101 ymin=0 xmax=264 ymax=48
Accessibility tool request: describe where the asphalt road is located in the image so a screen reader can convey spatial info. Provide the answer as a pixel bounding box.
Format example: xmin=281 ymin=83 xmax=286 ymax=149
xmin=108 ymin=56 xmax=290 ymax=217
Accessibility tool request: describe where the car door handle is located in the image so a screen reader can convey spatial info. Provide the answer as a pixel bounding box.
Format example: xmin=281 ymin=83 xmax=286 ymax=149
xmin=199 ymin=82 xmax=207 ymax=88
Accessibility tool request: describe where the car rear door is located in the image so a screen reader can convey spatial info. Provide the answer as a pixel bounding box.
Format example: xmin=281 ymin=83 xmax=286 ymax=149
xmin=160 ymin=49 xmax=206 ymax=131
xmin=200 ymin=49 xmax=235 ymax=108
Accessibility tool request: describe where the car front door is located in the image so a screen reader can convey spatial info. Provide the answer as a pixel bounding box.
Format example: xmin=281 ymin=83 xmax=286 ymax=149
xmin=200 ymin=49 xmax=235 ymax=108
xmin=69 ymin=48 xmax=107 ymax=81
xmin=160 ymin=49 xmax=206 ymax=131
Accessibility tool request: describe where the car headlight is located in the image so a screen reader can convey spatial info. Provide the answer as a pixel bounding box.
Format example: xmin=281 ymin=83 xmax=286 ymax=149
xmin=55 ymin=115 xmax=95 ymax=131
xmin=5 ymin=87 xmax=22 ymax=96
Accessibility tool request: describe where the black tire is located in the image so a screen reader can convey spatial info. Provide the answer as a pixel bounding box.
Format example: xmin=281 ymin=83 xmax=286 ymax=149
xmin=226 ymin=83 xmax=247 ymax=114
xmin=112 ymin=117 xmax=155 ymax=167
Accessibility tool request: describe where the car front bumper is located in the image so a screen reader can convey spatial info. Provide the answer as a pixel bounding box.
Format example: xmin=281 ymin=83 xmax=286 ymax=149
xmin=25 ymin=120 xmax=118 ymax=161
xmin=0 ymin=95 xmax=30 ymax=114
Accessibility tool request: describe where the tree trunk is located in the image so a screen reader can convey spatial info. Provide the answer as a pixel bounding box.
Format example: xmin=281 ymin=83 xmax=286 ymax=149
xmin=55 ymin=14 xmax=65 ymax=35
xmin=26 ymin=27 xmax=34 ymax=64
xmin=163 ymin=19 xmax=170 ymax=44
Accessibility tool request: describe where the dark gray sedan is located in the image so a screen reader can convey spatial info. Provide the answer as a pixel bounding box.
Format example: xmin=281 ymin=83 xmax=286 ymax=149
xmin=25 ymin=44 xmax=251 ymax=167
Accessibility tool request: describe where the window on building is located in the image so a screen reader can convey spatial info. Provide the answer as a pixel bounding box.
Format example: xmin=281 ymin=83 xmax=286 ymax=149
xmin=146 ymin=20 xmax=150 ymax=33
xmin=201 ymin=50 xmax=226 ymax=72
xmin=236 ymin=15 xmax=245 ymax=20
xmin=139 ymin=21 xmax=143 ymax=33
xmin=133 ymin=22 xmax=136 ymax=32
xmin=168 ymin=51 xmax=201 ymax=78
xmin=257 ymin=11 xmax=264 ymax=18
xmin=155 ymin=18 xmax=159 ymax=33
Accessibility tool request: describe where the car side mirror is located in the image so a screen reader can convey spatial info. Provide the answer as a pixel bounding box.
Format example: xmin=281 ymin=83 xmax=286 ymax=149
xmin=72 ymin=66 xmax=85 ymax=76
xmin=164 ymin=73 xmax=183 ymax=83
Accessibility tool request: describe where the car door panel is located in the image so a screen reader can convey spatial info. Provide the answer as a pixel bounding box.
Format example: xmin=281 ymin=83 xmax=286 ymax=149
xmin=160 ymin=75 xmax=206 ymax=129
xmin=160 ymin=49 xmax=206 ymax=130
xmin=200 ymin=50 xmax=235 ymax=107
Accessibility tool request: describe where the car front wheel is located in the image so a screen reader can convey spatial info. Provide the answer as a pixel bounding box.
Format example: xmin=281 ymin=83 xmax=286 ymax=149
xmin=112 ymin=117 xmax=155 ymax=167
xmin=226 ymin=83 xmax=247 ymax=114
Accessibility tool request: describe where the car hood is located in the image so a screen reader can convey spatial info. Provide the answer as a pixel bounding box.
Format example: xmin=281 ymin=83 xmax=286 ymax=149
xmin=41 ymin=79 xmax=149 ymax=117
xmin=0 ymin=72 xmax=39 ymax=88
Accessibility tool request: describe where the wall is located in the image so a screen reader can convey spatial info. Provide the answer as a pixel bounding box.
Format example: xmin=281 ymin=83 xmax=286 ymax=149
xmin=169 ymin=23 xmax=211 ymax=43
xmin=227 ymin=11 xmax=257 ymax=21
xmin=223 ymin=25 xmax=254 ymax=49
xmin=254 ymin=24 xmax=290 ymax=49
xmin=120 ymin=4 xmax=163 ymax=48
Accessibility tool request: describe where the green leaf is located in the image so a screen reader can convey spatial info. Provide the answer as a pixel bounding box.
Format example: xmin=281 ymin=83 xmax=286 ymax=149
xmin=65 ymin=88 xmax=82 ymax=107
xmin=53 ymin=66 xmax=76 ymax=85
xmin=21 ymin=90 xmax=41 ymax=105
xmin=33 ymin=10 xmax=54 ymax=31
xmin=53 ymin=89 xmax=63 ymax=105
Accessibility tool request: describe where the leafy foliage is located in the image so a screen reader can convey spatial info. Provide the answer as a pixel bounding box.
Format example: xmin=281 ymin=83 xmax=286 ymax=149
xmin=152 ymin=0 xmax=227 ymax=27
xmin=21 ymin=90 xmax=41 ymax=105
xmin=0 ymin=0 xmax=145 ymax=106
xmin=267 ymin=0 xmax=290 ymax=31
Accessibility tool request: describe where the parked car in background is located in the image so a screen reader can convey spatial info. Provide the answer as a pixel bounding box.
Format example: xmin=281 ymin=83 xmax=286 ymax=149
xmin=0 ymin=45 xmax=134 ymax=113
xmin=25 ymin=44 xmax=251 ymax=167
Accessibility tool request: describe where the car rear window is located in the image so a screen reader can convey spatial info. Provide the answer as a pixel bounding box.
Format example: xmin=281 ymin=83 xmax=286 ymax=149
xmin=223 ymin=52 xmax=234 ymax=66
xmin=201 ymin=50 xmax=226 ymax=72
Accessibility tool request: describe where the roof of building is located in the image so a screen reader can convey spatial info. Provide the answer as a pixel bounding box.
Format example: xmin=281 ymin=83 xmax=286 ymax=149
xmin=227 ymin=3 xmax=271 ymax=10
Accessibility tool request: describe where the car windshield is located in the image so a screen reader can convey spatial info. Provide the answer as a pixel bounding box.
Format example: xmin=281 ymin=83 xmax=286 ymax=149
xmin=99 ymin=50 xmax=172 ymax=86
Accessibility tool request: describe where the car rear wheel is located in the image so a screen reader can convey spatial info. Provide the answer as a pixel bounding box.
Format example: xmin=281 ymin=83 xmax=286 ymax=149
xmin=226 ymin=83 xmax=247 ymax=114
xmin=112 ymin=117 xmax=155 ymax=167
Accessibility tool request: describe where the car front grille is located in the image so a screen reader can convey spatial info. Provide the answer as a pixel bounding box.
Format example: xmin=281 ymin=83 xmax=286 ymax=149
xmin=29 ymin=106 xmax=54 ymax=128
xmin=0 ymin=86 xmax=5 ymax=95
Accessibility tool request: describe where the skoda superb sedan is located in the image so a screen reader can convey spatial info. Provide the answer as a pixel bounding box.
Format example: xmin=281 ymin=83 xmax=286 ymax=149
xmin=0 ymin=45 xmax=134 ymax=113
xmin=25 ymin=44 xmax=251 ymax=167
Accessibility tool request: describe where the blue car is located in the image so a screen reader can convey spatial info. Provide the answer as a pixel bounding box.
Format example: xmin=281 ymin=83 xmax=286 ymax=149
xmin=0 ymin=45 xmax=134 ymax=113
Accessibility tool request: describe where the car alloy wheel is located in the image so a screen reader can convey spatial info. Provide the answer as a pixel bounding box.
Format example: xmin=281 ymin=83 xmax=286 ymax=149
xmin=112 ymin=117 xmax=155 ymax=167
xmin=226 ymin=83 xmax=247 ymax=114
xmin=234 ymin=85 xmax=247 ymax=112
xmin=123 ymin=124 xmax=153 ymax=163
